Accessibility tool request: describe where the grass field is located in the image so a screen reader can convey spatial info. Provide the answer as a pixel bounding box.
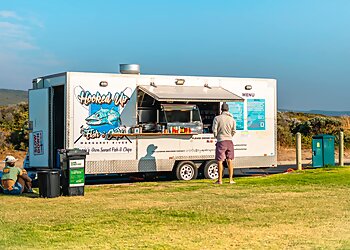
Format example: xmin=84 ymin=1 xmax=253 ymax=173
xmin=1 ymin=167 xmax=349 ymax=249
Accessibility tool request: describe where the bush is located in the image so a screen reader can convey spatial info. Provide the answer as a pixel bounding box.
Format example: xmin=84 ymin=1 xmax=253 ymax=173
xmin=0 ymin=103 xmax=28 ymax=151
xmin=277 ymin=112 xmax=294 ymax=147
xmin=278 ymin=111 xmax=350 ymax=149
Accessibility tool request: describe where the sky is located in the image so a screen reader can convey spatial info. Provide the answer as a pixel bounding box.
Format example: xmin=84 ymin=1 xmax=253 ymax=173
xmin=0 ymin=0 xmax=350 ymax=111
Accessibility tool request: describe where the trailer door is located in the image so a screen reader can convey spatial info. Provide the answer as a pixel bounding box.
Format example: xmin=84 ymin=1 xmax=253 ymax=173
xmin=29 ymin=88 xmax=50 ymax=168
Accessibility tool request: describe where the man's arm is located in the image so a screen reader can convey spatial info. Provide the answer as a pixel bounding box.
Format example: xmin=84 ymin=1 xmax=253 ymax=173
xmin=212 ymin=117 xmax=218 ymax=138
xmin=231 ymin=118 xmax=236 ymax=136
xmin=17 ymin=167 xmax=23 ymax=176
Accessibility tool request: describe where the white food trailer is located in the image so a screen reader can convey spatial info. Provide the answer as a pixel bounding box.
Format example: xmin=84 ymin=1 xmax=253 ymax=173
xmin=27 ymin=64 xmax=277 ymax=180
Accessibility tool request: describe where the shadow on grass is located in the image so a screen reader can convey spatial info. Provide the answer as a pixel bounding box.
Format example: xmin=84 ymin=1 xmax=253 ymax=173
xmin=0 ymin=191 xmax=40 ymax=199
xmin=21 ymin=192 xmax=40 ymax=198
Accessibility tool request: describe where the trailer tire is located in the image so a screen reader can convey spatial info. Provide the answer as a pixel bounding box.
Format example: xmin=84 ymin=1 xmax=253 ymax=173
xmin=175 ymin=161 xmax=198 ymax=181
xmin=203 ymin=160 xmax=219 ymax=179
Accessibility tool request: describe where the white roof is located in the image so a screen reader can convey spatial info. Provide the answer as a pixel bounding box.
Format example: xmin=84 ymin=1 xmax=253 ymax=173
xmin=138 ymin=85 xmax=244 ymax=102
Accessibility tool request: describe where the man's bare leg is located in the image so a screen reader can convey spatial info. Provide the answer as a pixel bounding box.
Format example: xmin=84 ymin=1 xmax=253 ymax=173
xmin=17 ymin=175 xmax=32 ymax=193
xmin=227 ymin=159 xmax=234 ymax=183
xmin=217 ymin=160 xmax=223 ymax=184
xmin=16 ymin=175 xmax=25 ymax=193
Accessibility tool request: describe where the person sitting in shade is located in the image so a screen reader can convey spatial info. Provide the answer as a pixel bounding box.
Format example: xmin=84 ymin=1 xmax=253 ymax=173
xmin=1 ymin=155 xmax=33 ymax=195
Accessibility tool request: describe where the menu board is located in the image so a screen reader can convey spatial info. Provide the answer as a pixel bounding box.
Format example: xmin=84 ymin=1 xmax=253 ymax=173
xmin=227 ymin=102 xmax=244 ymax=130
xmin=247 ymin=99 xmax=265 ymax=130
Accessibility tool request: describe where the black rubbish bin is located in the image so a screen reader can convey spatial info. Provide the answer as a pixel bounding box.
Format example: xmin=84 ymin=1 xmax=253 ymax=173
xmin=37 ymin=170 xmax=60 ymax=198
xmin=58 ymin=149 xmax=89 ymax=196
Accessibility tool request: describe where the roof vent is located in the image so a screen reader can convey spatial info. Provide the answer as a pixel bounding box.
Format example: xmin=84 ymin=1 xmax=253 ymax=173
xmin=119 ymin=64 xmax=140 ymax=74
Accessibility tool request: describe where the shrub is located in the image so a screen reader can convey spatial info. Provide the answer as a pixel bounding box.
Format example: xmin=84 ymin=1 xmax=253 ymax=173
xmin=277 ymin=112 xmax=294 ymax=147
xmin=0 ymin=103 xmax=28 ymax=151
xmin=278 ymin=111 xmax=349 ymax=149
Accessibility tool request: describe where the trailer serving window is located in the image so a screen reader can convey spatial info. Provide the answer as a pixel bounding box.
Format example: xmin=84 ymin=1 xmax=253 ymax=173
xmin=161 ymin=104 xmax=201 ymax=123
xmin=137 ymin=85 xmax=244 ymax=134
xmin=159 ymin=104 xmax=203 ymax=133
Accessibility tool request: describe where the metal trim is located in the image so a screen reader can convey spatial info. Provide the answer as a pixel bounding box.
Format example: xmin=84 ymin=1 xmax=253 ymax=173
xmin=66 ymin=73 xmax=70 ymax=149
xmin=49 ymin=87 xmax=53 ymax=168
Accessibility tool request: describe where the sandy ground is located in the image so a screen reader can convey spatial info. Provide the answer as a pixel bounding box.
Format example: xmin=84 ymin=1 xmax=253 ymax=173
xmin=278 ymin=147 xmax=350 ymax=163
xmin=278 ymin=148 xmax=312 ymax=161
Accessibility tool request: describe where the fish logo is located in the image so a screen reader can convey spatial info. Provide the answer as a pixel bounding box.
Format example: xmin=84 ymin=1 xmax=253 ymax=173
xmin=85 ymin=107 xmax=121 ymax=126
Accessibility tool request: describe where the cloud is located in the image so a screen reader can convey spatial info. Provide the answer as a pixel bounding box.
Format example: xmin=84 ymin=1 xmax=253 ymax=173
xmin=13 ymin=41 xmax=38 ymax=50
xmin=0 ymin=10 xmax=22 ymax=20
xmin=0 ymin=21 xmax=30 ymax=39
xmin=0 ymin=13 xmax=37 ymax=50
xmin=0 ymin=11 xmax=62 ymax=89
xmin=0 ymin=11 xmax=48 ymax=51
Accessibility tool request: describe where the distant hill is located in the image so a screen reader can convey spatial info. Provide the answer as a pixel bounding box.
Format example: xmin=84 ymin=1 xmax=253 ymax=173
xmin=0 ymin=89 xmax=28 ymax=106
xmin=279 ymin=109 xmax=350 ymax=117
xmin=306 ymin=110 xmax=350 ymax=117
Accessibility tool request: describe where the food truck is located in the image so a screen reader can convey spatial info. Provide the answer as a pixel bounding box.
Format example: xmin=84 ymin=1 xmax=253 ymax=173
xmin=27 ymin=64 xmax=277 ymax=180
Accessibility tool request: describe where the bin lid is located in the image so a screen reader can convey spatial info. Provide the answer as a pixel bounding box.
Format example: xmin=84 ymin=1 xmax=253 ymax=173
xmin=312 ymin=134 xmax=335 ymax=139
xmin=59 ymin=149 xmax=89 ymax=157
xmin=37 ymin=170 xmax=60 ymax=174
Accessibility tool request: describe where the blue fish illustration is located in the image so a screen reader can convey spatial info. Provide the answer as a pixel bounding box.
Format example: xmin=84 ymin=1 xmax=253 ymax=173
xmin=85 ymin=107 xmax=121 ymax=126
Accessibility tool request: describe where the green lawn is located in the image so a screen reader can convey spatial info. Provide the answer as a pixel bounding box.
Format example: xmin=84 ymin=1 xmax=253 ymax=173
xmin=1 ymin=167 xmax=350 ymax=249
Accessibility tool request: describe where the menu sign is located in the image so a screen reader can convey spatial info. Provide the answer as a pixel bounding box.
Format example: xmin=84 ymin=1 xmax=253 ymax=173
xmin=228 ymin=102 xmax=244 ymax=130
xmin=247 ymin=99 xmax=266 ymax=130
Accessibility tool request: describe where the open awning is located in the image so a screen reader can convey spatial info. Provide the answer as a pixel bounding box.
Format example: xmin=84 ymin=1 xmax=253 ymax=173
xmin=138 ymin=85 xmax=244 ymax=102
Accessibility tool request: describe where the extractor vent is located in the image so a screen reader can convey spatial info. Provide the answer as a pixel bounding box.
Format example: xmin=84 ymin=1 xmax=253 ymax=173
xmin=119 ymin=64 xmax=140 ymax=74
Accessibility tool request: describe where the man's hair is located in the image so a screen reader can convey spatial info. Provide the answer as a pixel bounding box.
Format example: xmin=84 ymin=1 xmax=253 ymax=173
xmin=221 ymin=102 xmax=229 ymax=111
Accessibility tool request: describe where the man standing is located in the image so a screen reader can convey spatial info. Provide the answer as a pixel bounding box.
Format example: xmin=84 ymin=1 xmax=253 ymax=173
xmin=212 ymin=103 xmax=236 ymax=184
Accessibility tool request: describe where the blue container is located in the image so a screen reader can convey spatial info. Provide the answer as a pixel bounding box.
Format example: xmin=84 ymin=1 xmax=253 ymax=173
xmin=312 ymin=134 xmax=335 ymax=167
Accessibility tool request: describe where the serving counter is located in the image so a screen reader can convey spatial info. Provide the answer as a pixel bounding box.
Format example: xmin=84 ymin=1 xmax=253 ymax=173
xmin=110 ymin=133 xmax=198 ymax=137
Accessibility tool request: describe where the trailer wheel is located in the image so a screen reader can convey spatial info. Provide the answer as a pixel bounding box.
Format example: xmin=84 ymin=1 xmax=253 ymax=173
xmin=175 ymin=161 xmax=198 ymax=181
xmin=203 ymin=160 xmax=218 ymax=179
